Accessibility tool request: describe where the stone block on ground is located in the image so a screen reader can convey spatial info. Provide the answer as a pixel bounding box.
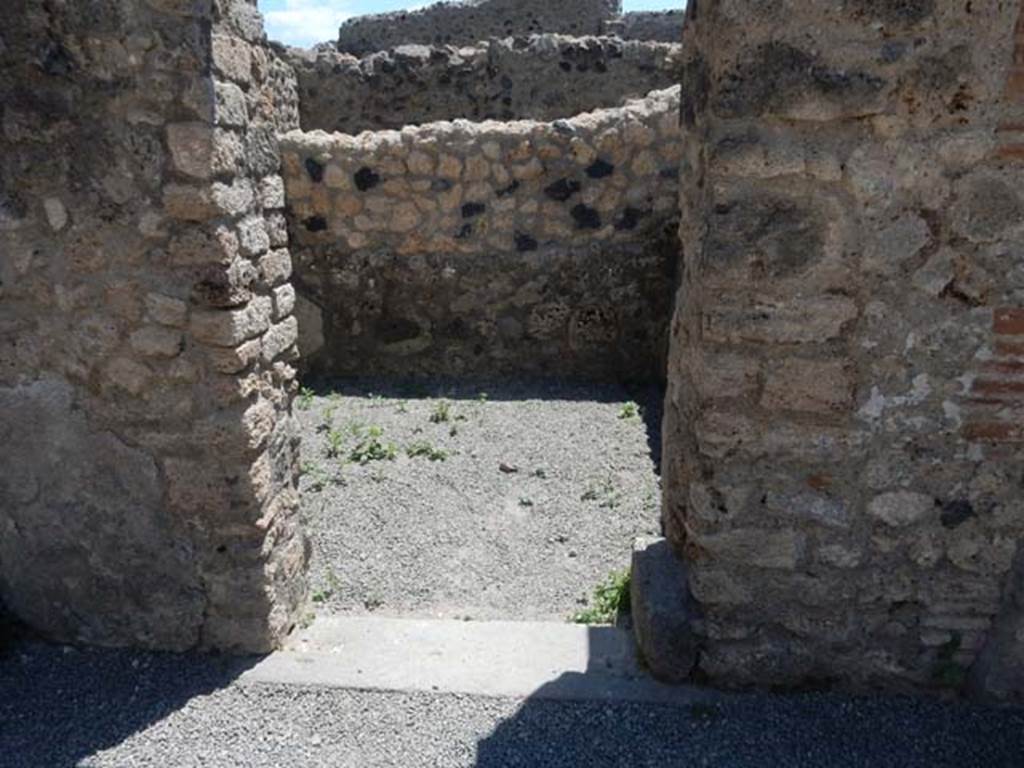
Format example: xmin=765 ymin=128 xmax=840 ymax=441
xmin=630 ymin=536 xmax=702 ymax=684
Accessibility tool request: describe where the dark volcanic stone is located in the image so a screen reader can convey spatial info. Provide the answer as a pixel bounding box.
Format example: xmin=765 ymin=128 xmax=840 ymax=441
xmin=571 ymin=204 xmax=601 ymax=230
xmin=515 ymin=233 xmax=538 ymax=252
xmin=354 ymin=167 xmax=381 ymax=191
xmin=544 ymin=178 xmax=581 ymax=202
xmin=305 ymin=158 xmax=325 ymax=183
xmin=586 ymin=159 xmax=615 ymax=179
xmin=304 ymin=215 xmax=328 ymax=232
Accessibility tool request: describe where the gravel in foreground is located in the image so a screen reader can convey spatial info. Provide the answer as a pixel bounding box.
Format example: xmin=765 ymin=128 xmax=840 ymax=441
xmin=2 ymin=643 xmax=1023 ymax=768
xmin=296 ymin=378 xmax=663 ymax=622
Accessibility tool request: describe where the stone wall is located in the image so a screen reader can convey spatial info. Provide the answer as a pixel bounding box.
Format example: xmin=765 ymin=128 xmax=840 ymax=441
xmin=658 ymin=0 xmax=1024 ymax=697
xmin=335 ymin=0 xmax=622 ymax=56
xmin=606 ymin=11 xmax=684 ymax=43
xmin=286 ymin=36 xmax=681 ymax=133
xmin=280 ymin=87 xmax=681 ymax=380
xmin=0 ymin=0 xmax=306 ymax=653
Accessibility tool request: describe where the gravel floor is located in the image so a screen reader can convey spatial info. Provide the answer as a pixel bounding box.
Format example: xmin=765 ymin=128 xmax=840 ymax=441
xmin=296 ymin=378 xmax=663 ymax=622
xmin=2 ymin=642 xmax=1023 ymax=768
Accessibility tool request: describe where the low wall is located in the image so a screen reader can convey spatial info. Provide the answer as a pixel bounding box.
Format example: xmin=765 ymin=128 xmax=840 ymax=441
xmin=280 ymin=87 xmax=681 ymax=380
xmin=287 ymin=36 xmax=682 ymax=133
xmin=335 ymin=0 xmax=621 ymax=56
xmin=607 ymin=11 xmax=685 ymax=43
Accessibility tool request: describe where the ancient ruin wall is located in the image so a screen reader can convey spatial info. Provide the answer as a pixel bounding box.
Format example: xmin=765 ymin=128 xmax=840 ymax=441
xmin=0 ymin=0 xmax=306 ymax=653
xmin=661 ymin=0 xmax=1024 ymax=697
xmin=335 ymin=0 xmax=622 ymax=56
xmin=606 ymin=11 xmax=684 ymax=43
xmin=280 ymin=87 xmax=681 ymax=380
xmin=287 ymin=36 xmax=681 ymax=134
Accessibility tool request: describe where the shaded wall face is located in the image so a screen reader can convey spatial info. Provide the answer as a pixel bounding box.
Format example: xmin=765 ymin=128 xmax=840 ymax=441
xmin=281 ymin=88 xmax=681 ymax=381
xmin=288 ymin=36 xmax=682 ymax=134
xmin=664 ymin=0 xmax=1024 ymax=693
xmin=0 ymin=0 xmax=306 ymax=653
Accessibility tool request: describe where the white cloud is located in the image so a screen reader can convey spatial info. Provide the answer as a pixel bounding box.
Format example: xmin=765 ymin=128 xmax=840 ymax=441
xmin=264 ymin=0 xmax=356 ymax=48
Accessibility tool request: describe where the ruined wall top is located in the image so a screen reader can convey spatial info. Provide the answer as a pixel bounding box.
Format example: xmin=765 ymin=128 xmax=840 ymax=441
xmin=286 ymin=35 xmax=681 ymax=133
xmin=335 ymin=0 xmax=623 ymax=55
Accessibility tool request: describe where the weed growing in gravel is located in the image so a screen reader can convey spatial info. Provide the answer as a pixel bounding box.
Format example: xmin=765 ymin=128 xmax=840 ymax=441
xmin=581 ymin=477 xmax=623 ymax=509
xmin=297 ymin=387 xmax=315 ymax=411
xmin=325 ymin=428 xmax=346 ymax=459
xmin=349 ymin=426 xmax=398 ymax=464
xmin=406 ymin=441 xmax=449 ymax=462
xmin=311 ymin=589 xmax=333 ymax=603
xmin=395 ymin=400 xmax=409 ymax=414
xmin=619 ymin=401 xmax=641 ymax=419
xmin=571 ymin=570 xmax=631 ymax=625
xmin=430 ymin=400 xmax=452 ymax=423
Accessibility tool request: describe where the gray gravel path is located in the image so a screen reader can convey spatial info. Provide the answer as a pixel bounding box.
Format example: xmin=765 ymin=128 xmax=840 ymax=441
xmin=2 ymin=642 xmax=1023 ymax=768
xmin=296 ymin=378 xmax=663 ymax=621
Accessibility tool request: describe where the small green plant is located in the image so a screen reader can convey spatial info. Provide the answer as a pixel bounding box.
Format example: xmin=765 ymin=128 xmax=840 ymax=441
xmin=430 ymin=400 xmax=452 ymax=423
xmin=396 ymin=400 xmax=409 ymax=414
xmin=619 ymin=401 xmax=640 ymax=419
xmin=311 ymin=589 xmax=334 ymax=603
xmin=581 ymin=476 xmax=622 ymax=509
xmin=933 ymin=633 xmax=968 ymax=689
xmin=297 ymin=387 xmax=315 ymax=411
xmin=406 ymin=441 xmax=449 ymax=462
xmin=478 ymin=392 xmax=489 ymax=403
xmin=349 ymin=425 xmax=398 ymax=464
xmin=571 ymin=569 xmax=631 ymax=625
xmin=325 ymin=428 xmax=346 ymax=459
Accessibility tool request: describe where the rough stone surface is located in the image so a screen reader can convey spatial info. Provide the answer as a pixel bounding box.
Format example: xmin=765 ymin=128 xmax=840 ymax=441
xmin=286 ymin=36 xmax=681 ymax=133
xmin=662 ymin=0 xmax=1024 ymax=697
xmin=335 ymin=0 xmax=622 ymax=56
xmin=0 ymin=0 xmax=306 ymax=653
xmin=281 ymin=87 xmax=680 ymax=380
xmin=630 ymin=537 xmax=701 ymax=683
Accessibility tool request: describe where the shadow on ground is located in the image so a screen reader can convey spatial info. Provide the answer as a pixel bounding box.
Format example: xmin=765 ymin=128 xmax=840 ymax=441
xmin=473 ymin=676 xmax=1024 ymax=768
xmin=0 ymin=640 xmax=258 ymax=768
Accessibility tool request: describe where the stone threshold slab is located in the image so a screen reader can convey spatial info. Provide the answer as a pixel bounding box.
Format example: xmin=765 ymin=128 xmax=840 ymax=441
xmin=240 ymin=616 xmax=717 ymax=705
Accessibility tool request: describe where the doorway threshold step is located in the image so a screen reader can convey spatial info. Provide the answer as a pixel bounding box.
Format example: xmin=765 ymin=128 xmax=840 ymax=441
xmin=240 ymin=616 xmax=716 ymax=705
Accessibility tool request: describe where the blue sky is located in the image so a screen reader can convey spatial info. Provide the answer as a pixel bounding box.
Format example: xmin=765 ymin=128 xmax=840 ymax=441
xmin=259 ymin=1 xmax=683 ymax=47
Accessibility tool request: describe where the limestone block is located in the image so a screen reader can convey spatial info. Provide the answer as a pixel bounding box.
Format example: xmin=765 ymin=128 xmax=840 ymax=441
xmin=688 ymin=527 xmax=805 ymax=570
xmin=43 ymin=198 xmax=67 ymax=230
xmin=261 ymin=316 xmax=299 ymax=363
xmin=214 ymin=81 xmax=249 ymax=128
xmin=869 ymin=491 xmax=935 ymax=527
xmin=260 ymin=175 xmax=286 ymax=210
xmin=688 ymin=567 xmax=753 ymax=605
xmin=630 ymin=537 xmax=702 ymax=683
xmin=272 ymin=283 xmax=296 ymax=320
xmin=761 ymin=359 xmax=855 ymax=414
xmin=237 ymin=214 xmax=270 ymax=257
xmin=167 ymin=123 xmax=214 ymax=179
xmin=129 ymin=325 xmax=184 ymax=358
xmin=145 ymin=293 xmax=188 ymax=327
xmin=208 ymin=337 xmax=262 ymax=374
xmin=211 ymin=34 xmax=253 ymax=85
xmin=190 ymin=296 xmax=272 ymax=348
